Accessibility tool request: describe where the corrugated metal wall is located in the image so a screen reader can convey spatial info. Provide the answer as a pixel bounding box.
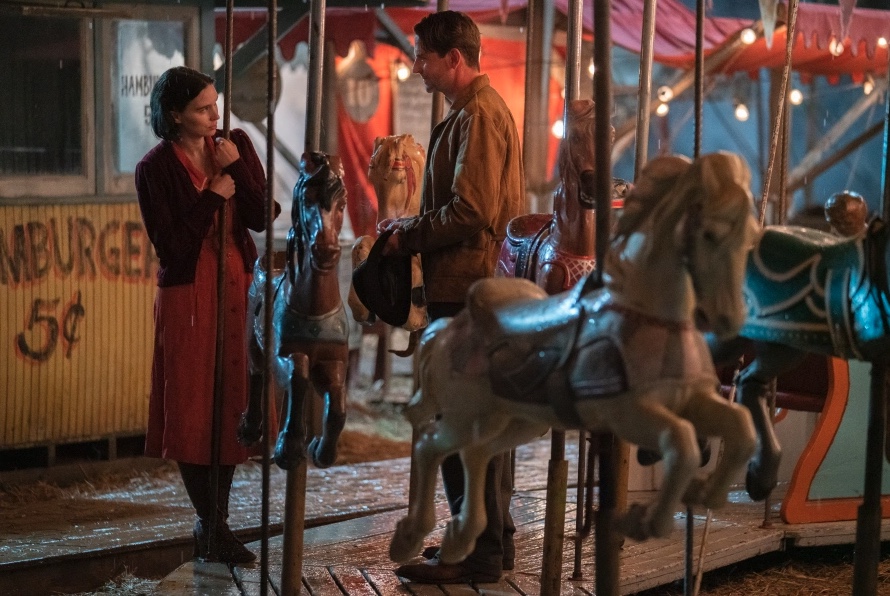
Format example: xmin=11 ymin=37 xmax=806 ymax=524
xmin=1 ymin=203 xmax=156 ymax=448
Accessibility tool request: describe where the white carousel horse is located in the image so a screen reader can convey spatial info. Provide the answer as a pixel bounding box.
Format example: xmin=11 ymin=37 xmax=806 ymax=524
xmin=348 ymin=134 xmax=428 ymax=350
xmin=389 ymin=152 xmax=760 ymax=564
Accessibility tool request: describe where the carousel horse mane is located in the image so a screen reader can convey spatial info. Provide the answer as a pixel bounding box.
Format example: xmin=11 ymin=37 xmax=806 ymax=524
xmin=368 ymin=133 xmax=425 ymax=221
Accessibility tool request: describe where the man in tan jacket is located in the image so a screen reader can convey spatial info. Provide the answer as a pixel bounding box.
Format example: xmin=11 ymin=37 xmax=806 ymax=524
xmin=383 ymin=9 xmax=525 ymax=584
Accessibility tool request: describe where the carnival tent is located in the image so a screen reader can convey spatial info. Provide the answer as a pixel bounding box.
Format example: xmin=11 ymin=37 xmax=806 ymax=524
xmin=217 ymin=0 xmax=890 ymax=235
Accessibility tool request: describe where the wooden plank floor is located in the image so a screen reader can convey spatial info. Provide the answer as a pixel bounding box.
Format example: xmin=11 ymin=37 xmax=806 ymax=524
xmin=156 ymin=482 xmax=890 ymax=595
xmin=5 ymin=431 xmax=890 ymax=595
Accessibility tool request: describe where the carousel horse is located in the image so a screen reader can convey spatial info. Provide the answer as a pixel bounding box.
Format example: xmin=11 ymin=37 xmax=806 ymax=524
xmin=496 ymin=99 xmax=630 ymax=294
xmin=238 ymin=152 xmax=349 ymax=470
xmin=348 ymin=134 xmax=428 ymax=351
xmin=389 ymin=152 xmax=760 ymax=564
xmin=708 ymin=190 xmax=884 ymax=501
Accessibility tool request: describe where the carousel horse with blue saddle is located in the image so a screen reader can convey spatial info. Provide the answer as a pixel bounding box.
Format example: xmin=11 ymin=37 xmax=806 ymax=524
xmin=709 ymin=190 xmax=885 ymax=500
xmin=389 ymin=152 xmax=759 ymax=565
xmin=238 ymin=152 xmax=349 ymax=470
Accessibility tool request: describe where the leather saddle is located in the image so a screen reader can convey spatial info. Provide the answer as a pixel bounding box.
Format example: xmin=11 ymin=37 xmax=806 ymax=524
xmin=499 ymin=213 xmax=551 ymax=278
xmin=467 ymin=277 xmax=628 ymax=426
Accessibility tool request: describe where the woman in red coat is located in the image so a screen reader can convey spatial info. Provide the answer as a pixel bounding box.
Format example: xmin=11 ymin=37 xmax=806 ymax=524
xmin=136 ymin=66 xmax=279 ymax=564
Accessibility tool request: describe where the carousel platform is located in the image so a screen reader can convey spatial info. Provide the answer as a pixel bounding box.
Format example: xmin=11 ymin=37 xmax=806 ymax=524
xmin=4 ymin=425 xmax=885 ymax=595
xmin=155 ymin=470 xmax=890 ymax=596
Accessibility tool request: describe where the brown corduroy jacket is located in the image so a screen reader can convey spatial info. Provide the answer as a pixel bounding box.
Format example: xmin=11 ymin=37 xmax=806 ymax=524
xmin=400 ymin=74 xmax=525 ymax=304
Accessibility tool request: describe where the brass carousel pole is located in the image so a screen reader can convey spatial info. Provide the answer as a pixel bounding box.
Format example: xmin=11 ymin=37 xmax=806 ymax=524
xmin=259 ymin=0 xmax=277 ymax=592
xmin=208 ymin=0 xmax=236 ymax=561
xmin=281 ymin=0 xmax=325 ymax=593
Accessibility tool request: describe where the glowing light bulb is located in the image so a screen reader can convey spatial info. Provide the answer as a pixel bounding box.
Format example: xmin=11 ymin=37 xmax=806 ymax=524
xmin=656 ymin=102 xmax=670 ymax=117
xmin=864 ymin=75 xmax=875 ymax=95
xmin=588 ymin=59 xmax=595 ymax=77
xmin=740 ymin=28 xmax=757 ymax=45
xmin=878 ymin=37 xmax=888 ymax=49
xmin=789 ymin=89 xmax=803 ymax=105
xmin=657 ymin=86 xmax=674 ymax=102
xmin=551 ymin=119 xmax=565 ymax=139
xmin=396 ymin=62 xmax=411 ymax=82
xmin=734 ymin=103 xmax=750 ymax=121
xmin=829 ymin=39 xmax=844 ymax=56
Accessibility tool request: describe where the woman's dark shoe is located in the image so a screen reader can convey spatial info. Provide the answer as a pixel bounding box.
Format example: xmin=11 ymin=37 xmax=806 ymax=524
xmin=193 ymin=519 xmax=257 ymax=564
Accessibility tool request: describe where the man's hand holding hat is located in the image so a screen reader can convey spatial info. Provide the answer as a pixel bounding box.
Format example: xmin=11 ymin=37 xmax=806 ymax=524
xmin=379 ymin=217 xmax=415 ymax=256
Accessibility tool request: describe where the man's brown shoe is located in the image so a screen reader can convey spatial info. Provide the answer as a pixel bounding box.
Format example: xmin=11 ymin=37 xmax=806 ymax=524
xmin=421 ymin=545 xmax=513 ymax=571
xmin=395 ymin=558 xmax=501 ymax=584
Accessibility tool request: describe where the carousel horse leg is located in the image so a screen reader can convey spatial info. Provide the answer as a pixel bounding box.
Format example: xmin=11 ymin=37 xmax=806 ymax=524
xmin=274 ymin=352 xmax=310 ymax=470
xmin=439 ymin=418 xmax=546 ymax=565
xmin=612 ymin=399 xmax=700 ymax=541
xmin=307 ymin=360 xmax=347 ymax=468
xmin=237 ymin=335 xmax=266 ymax=446
xmin=390 ymin=410 xmax=449 ymax=563
xmin=237 ymin=370 xmax=265 ymax=446
xmin=680 ymin=388 xmax=756 ymax=509
xmin=440 ymin=444 xmax=492 ymax=565
xmin=735 ymin=342 xmax=807 ymax=501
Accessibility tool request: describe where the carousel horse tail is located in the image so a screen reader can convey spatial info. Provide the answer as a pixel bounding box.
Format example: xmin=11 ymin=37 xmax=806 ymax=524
xmin=390 ymin=329 xmax=420 ymax=358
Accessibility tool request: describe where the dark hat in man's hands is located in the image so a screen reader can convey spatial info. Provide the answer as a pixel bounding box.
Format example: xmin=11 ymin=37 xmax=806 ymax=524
xmin=352 ymin=229 xmax=412 ymax=327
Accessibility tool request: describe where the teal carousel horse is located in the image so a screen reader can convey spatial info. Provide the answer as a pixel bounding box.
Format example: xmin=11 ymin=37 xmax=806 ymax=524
xmin=709 ymin=195 xmax=887 ymax=500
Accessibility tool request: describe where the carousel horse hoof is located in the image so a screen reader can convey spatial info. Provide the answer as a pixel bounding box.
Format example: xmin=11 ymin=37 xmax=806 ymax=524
xmin=273 ymin=431 xmax=306 ymax=470
xmin=745 ymin=461 xmax=778 ymax=502
xmin=389 ymin=518 xmax=425 ymax=563
xmin=236 ymin=414 xmax=263 ymax=447
xmin=619 ymin=502 xmax=674 ymax=541
xmin=308 ymin=436 xmax=338 ymax=469
xmin=683 ymin=476 xmax=726 ymax=510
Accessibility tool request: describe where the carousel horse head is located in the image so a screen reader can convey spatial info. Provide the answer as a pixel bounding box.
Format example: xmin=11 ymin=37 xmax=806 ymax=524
xmin=608 ymin=152 xmax=760 ymax=338
xmin=368 ymin=133 xmax=425 ymax=224
xmin=558 ymin=98 xmax=598 ymax=209
xmin=287 ymin=152 xmax=347 ymax=282
xmin=350 ymin=135 xmax=428 ymax=333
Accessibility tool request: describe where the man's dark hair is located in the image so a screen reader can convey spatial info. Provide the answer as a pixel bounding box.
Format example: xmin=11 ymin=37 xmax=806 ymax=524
xmin=149 ymin=66 xmax=214 ymax=140
xmin=414 ymin=10 xmax=481 ymax=70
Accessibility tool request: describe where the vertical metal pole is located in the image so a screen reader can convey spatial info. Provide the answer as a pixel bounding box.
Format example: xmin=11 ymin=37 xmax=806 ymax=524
xmin=209 ymin=0 xmax=236 ymax=561
xmin=304 ymin=0 xmax=325 ymax=151
xmin=634 ymin=0 xmax=657 ymax=180
xmin=259 ymin=1 xmax=277 ymax=593
xmin=592 ymin=1 xmax=619 ymax=595
xmin=282 ymin=1 xmax=325 ymax=594
xmin=522 ymin=0 xmax=554 ymax=214
xmin=540 ymin=1 xmax=581 ymax=593
xmin=759 ymin=0 xmax=798 ymax=225
xmin=852 ymin=61 xmax=890 ymax=596
xmin=685 ymin=1 xmax=705 ymax=592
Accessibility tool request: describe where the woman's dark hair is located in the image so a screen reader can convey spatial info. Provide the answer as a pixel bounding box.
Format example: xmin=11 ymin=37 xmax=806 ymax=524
xmin=414 ymin=10 xmax=481 ymax=70
xmin=149 ymin=66 xmax=214 ymax=140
